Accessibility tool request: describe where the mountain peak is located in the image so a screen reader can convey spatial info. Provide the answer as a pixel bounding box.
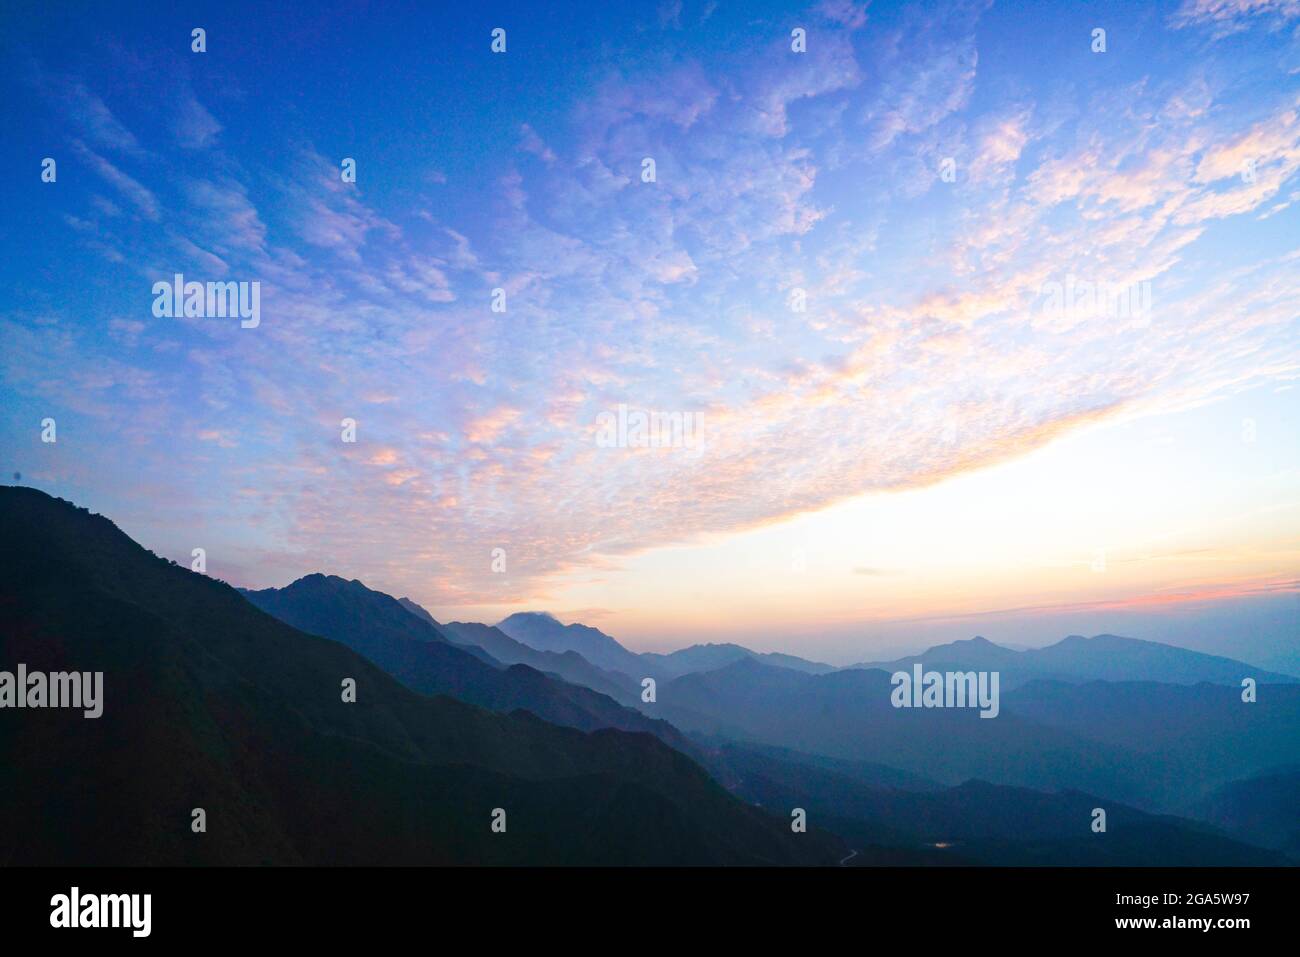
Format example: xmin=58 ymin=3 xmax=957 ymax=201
xmin=500 ymin=610 xmax=560 ymax=625
xmin=495 ymin=610 xmax=644 ymax=677
xmin=286 ymin=572 xmax=357 ymax=589
xmin=914 ymin=634 xmax=1013 ymax=658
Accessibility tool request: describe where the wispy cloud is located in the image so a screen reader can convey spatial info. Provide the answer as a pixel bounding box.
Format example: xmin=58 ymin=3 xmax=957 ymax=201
xmin=7 ymin=0 xmax=1299 ymax=621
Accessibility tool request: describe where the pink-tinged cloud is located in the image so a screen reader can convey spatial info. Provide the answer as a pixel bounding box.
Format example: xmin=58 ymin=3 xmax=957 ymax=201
xmin=10 ymin=1 xmax=1300 ymax=619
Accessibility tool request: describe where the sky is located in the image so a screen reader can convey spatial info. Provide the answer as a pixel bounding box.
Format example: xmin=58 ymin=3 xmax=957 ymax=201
xmin=2 ymin=0 xmax=1298 ymax=666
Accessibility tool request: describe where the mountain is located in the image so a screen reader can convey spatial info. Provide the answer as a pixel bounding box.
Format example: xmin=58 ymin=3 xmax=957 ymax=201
xmin=439 ymin=619 xmax=637 ymax=704
xmin=242 ymin=576 xmax=683 ymax=747
xmin=1005 ymin=679 xmax=1300 ymax=807
xmin=396 ymin=595 xmax=448 ymax=631
xmin=658 ymin=659 xmax=1159 ymax=803
xmin=850 ymin=633 xmax=1297 ymax=688
xmin=642 ymin=642 xmax=836 ymax=678
xmin=494 ymin=613 xmax=836 ymax=682
xmin=657 ymin=658 xmax=1300 ymax=813
xmin=1189 ymin=767 xmax=1300 ymax=859
xmin=710 ymin=744 xmax=1285 ymax=865
xmin=853 ymin=635 xmax=1023 ymax=672
xmin=496 ymin=612 xmax=653 ymax=679
xmin=400 ymin=597 xmax=633 ymax=699
xmin=701 ymin=739 xmax=944 ymax=794
xmin=1028 ymin=634 xmax=1298 ymax=684
xmin=0 ymin=487 xmax=835 ymax=865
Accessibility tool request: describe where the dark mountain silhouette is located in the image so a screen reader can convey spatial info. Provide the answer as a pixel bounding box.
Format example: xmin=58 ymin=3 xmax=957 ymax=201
xmin=709 ymin=744 xmax=1285 ymax=865
xmin=701 ymin=739 xmax=944 ymax=794
xmin=396 ymin=596 xmax=442 ymax=627
xmin=642 ymin=642 xmax=835 ymax=678
xmin=0 ymin=487 xmax=833 ymax=865
xmin=657 ymin=658 xmax=1300 ymax=813
xmin=1190 ymin=766 xmax=1300 ymax=859
xmin=496 ymin=612 xmax=654 ymax=679
xmin=241 ymin=576 xmax=684 ymax=748
xmin=850 ymin=633 xmax=1297 ymax=688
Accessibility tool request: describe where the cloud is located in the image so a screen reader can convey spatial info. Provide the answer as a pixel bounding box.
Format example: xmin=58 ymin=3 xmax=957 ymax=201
xmin=175 ymin=93 xmax=222 ymax=149
xmin=818 ymin=0 xmax=870 ymax=30
xmin=465 ymin=406 xmax=523 ymax=444
xmin=860 ymin=26 xmax=978 ymax=151
xmin=518 ymin=123 xmax=557 ymax=164
xmin=183 ymin=177 xmax=269 ymax=256
xmin=1169 ymin=0 xmax=1300 ymax=35
xmin=72 ymin=141 xmax=160 ymax=220
xmin=56 ymin=79 xmax=146 ymax=155
xmin=10 ymin=0 xmax=1300 ymax=615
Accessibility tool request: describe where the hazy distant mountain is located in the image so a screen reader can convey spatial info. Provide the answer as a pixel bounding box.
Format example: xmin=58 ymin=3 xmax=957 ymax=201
xmin=657 ymin=658 xmax=1300 ymax=813
xmin=397 ymin=598 xmax=634 ymax=700
xmin=853 ymin=635 xmax=1023 ymax=672
xmin=0 ymin=487 xmax=833 ymax=865
xmin=643 ymin=642 xmax=836 ymax=678
xmin=495 ymin=613 xmax=837 ymax=682
xmin=242 ymin=576 xmax=685 ymax=747
xmin=1031 ymin=634 xmax=1297 ymax=683
xmin=1190 ymin=767 xmax=1300 ymax=859
xmin=850 ymin=633 xmax=1297 ymax=688
xmin=496 ymin=612 xmax=653 ymax=679
xmin=1006 ymin=679 xmax=1300 ymax=807
xmin=712 ymin=744 xmax=1285 ymax=865
xmin=659 ymin=659 xmax=1158 ymax=802
xmin=439 ymin=619 xmax=638 ymax=704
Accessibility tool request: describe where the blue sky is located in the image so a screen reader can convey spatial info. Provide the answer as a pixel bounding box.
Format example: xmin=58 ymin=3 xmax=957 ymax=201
xmin=2 ymin=0 xmax=1298 ymax=663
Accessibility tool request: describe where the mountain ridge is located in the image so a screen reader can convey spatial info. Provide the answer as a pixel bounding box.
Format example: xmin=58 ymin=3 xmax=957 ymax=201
xmin=241 ymin=575 xmax=686 ymax=748
xmin=848 ymin=632 xmax=1297 ymax=687
xmin=0 ymin=486 xmax=834 ymax=865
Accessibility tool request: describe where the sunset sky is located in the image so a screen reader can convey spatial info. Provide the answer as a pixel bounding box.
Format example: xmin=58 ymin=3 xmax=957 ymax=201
xmin=3 ymin=0 xmax=1298 ymax=665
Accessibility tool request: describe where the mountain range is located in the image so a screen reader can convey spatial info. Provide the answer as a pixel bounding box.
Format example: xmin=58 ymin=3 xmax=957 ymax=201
xmin=240 ymin=575 xmax=680 ymax=745
xmin=704 ymin=743 xmax=1290 ymax=865
xmin=496 ymin=612 xmax=656 ymax=678
xmin=649 ymin=656 xmax=1299 ymax=814
xmin=0 ymin=488 xmax=831 ymax=865
xmin=2 ymin=486 xmax=1294 ymax=866
xmin=848 ymin=633 xmax=1298 ymax=688
xmin=497 ymin=612 xmax=1294 ymax=690
xmin=495 ymin=611 xmax=848 ymax=681
xmin=1190 ymin=766 xmax=1300 ymax=858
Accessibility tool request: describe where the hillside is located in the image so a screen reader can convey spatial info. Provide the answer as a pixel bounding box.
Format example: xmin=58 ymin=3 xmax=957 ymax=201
xmin=0 ymin=487 xmax=836 ymax=865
